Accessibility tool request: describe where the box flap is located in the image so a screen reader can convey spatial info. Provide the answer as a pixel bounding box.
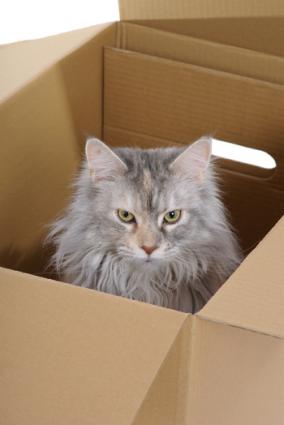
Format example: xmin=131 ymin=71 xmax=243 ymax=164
xmin=198 ymin=217 xmax=284 ymax=339
xmin=0 ymin=268 xmax=188 ymax=424
xmin=119 ymin=0 xmax=284 ymax=20
xmin=118 ymin=23 xmax=284 ymax=85
xmin=188 ymin=317 xmax=284 ymax=424
xmin=0 ymin=23 xmax=116 ymax=275
xmin=0 ymin=23 xmax=113 ymax=103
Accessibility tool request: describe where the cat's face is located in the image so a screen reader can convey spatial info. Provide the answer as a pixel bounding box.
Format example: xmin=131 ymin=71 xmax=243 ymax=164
xmin=85 ymin=138 xmax=213 ymax=269
xmin=100 ymin=176 xmax=190 ymax=266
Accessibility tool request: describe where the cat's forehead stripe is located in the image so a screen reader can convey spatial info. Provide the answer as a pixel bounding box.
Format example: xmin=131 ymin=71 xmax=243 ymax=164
xmin=143 ymin=170 xmax=152 ymax=193
xmin=116 ymin=147 xmax=181 ymax=214
xmin=142 ymin=169 xmax=153 ymax=211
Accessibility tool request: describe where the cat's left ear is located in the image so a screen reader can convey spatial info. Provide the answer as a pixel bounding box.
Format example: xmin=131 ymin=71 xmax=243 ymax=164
xmin=85 ymin=138 xmax=128 ymax=181
xmin=170 ymin=136 xmax=212 ymax=183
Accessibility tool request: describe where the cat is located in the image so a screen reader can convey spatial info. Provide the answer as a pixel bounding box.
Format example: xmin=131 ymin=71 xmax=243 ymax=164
xmin=48 ymin=136 xmax=242 ymax=313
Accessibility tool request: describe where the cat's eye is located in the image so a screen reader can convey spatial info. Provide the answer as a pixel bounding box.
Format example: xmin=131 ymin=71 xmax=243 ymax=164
xmin=117 ymin=209 xmax=136 ymax=223
xmin=163 ymin=209 xmax=181 ymax=224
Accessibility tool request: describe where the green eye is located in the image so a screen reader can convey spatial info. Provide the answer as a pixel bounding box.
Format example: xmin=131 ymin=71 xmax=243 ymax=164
xmin=117 ymin=209 xmax=136 ymax=223
xmin=163 ymin=209 xmax=181 ymax=224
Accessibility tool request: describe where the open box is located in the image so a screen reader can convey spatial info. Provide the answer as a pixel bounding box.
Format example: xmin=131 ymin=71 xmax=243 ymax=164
xmin=1 ymin=2 xmax=284 ymax=424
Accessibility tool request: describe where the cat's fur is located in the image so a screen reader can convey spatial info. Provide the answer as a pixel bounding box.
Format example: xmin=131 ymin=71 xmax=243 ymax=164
xmin=48 ymin=137 xmax=242 ymax=313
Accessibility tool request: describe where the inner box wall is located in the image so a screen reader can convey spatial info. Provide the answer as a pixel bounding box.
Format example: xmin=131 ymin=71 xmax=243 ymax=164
xmin=103 ymin=43 xmax=284 ymax=252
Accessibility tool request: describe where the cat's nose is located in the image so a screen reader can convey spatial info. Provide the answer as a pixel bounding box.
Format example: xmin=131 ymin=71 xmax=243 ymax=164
xmin=141 ymin=245 xmax=157 ymax=255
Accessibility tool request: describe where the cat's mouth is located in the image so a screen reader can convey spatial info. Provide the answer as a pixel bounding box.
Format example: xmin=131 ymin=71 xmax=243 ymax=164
xmin=138 ymin=256 xmax=162 ymax=268
xmin=132 ymin=256 xmax=155 ymax=264
xmin=126 ymin=255 xmax=158 ymax=268
xmin=120 ymin=250 xmax=165 ymax=267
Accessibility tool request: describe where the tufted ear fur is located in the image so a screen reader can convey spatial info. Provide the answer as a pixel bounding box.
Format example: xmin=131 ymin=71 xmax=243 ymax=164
xmin=170 ymin=136 xmax=212 ymax=182
xmin=85 ymin=138 xmax=127 ymax=181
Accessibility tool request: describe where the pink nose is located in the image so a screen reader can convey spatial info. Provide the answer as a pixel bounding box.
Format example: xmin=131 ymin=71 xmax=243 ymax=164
xmin=141 ymin=245 xmax=157 ymax=255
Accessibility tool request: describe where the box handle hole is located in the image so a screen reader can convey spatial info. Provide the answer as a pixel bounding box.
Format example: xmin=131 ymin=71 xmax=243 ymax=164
xmin=212 ymin=138 xmax=276 ymax=170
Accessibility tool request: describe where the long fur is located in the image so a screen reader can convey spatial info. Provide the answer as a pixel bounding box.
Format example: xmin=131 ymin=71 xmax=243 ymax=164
xmin=47 ymin=141 xmax=242 ymax=313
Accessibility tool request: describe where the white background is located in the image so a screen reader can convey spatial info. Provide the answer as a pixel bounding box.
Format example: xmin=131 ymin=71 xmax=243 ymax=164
xmin=0 ymin=0 xmax=119 ymax=45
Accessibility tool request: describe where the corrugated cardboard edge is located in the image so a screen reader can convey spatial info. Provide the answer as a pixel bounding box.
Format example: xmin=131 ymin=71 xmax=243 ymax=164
xmin=119 ymin=0 xmax=284 ymax=20
xmin=198 ymin=216 xmax=284 ymax=340
xmin=117 ymin=22 xmax=284 ymax=85
xmin=132 ymin=313 xmax=284 ymax=425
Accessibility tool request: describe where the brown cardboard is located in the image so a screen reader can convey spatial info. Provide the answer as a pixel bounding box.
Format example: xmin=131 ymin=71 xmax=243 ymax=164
xmin=118 ymin=23 xmax=284 ymax=85
xmin=1 ymin=224 xmax=284 ymax=424
xmin=130 ymin=18 xmax=284 ymax=57
xmin=0 ymin=267 xmax=188 ymax=424
xmin=132 ymin=317 xmax=192 ymax=424
xmin=119 ymin=0 xmax=284 ymax=58
xmin=104 ymin=47 xmax=284 ymax=171
xmin=0 ymin=23 xmax=112 ymax=102
xmin=119 ymin=0 xmax=284 ymax=20
xmin=1 ymin=9 xmax=284 ymax=425
xmin=0 ymin=23 xmax=116 ymax=274
xmin=188 ymin=317 xmax=284 ymax=425
xmin=199 ymin=216 xmax=284 ymax=339
xmin=104 ymin=47 xmax=284 ymax=251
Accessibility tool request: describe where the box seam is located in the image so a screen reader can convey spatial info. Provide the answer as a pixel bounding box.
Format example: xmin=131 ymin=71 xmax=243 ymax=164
xmin=122 ymin=22 xmax=284 ymax=65
xmin=105 ymin=46 xmax=284 ymax=91
xmin=196 ymin=314 xmax=284 ymax=341
xmin=176 ymin=315 xmax=197 ymax=425
xmin=130 ymin=314 xmax=192 ymax=425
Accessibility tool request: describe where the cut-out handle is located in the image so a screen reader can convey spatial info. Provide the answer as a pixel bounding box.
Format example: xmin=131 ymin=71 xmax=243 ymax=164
xmin=212 ymin=138 xmax=276 ymax=170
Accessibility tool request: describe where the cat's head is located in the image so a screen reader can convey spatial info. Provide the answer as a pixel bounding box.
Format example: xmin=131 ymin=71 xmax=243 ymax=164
xmin=84 ymin=137 xmax=219 ymax=271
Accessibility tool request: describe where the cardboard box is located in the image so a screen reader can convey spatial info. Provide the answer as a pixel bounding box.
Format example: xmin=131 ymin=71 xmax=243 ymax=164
xmin=1 ymin=2 xmax=284 ymax=424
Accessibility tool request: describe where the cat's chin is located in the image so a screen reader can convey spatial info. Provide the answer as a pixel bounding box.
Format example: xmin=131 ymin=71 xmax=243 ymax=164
xmin=130 ymin=256 xmax=162 ymax=270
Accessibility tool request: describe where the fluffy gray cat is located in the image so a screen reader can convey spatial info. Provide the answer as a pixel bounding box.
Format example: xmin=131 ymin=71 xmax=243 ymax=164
xmin=48 ymin=136 xmax=242 ymax=313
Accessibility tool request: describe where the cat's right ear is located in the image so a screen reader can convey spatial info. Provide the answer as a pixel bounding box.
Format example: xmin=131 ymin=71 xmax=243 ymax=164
xmin=85 ymin=138 xmax=127 ymax=182
xmin=170 ymin=136 xmax=212 ymax=183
